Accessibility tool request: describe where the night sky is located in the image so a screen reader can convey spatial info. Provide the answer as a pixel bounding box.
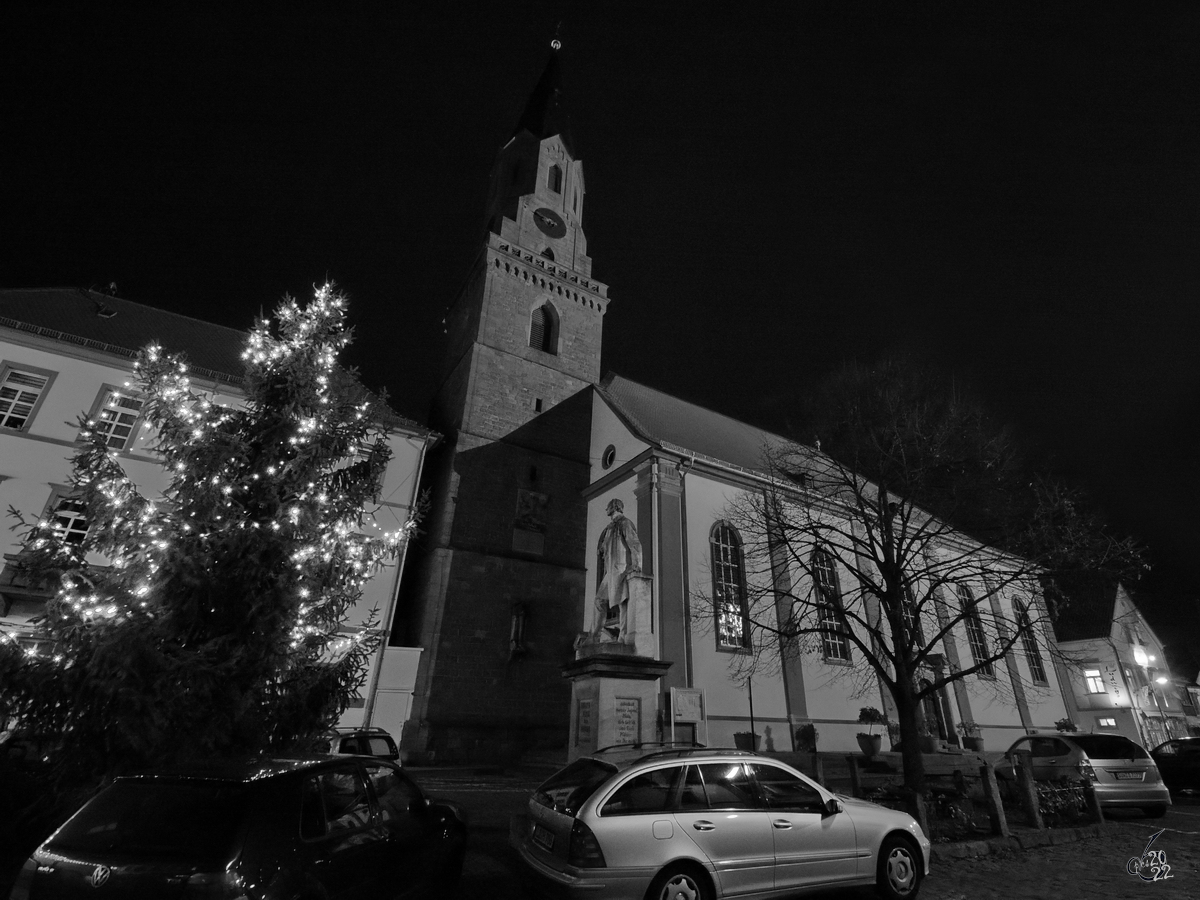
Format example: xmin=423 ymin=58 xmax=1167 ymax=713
xmin=4 ymin=4 xmax=1199 ymax=668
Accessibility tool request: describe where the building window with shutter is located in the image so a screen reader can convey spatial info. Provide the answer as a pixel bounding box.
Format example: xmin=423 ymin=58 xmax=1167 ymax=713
xmin=548 ymin=164 xmax=562 ymax=193
xmin=528 ymin=303 xmax=559 ymax=355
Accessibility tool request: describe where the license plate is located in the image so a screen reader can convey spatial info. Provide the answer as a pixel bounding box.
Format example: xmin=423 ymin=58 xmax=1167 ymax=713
xmin=1114 ymin=771 xmax=1143 ymax=781
xmin=532 ymin=824 xmax=555 ymax=851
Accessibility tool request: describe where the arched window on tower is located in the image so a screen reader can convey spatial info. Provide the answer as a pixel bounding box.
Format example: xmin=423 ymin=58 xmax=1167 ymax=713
xmin=529 ymin=303 xmax=559 ymax=355
xmin=548 ymin=164 xmax=563 ymax=193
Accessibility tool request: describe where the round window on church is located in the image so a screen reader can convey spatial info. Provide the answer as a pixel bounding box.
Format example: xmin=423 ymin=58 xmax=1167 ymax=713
xmin=601 ymin=445 xmax=616 ymax=469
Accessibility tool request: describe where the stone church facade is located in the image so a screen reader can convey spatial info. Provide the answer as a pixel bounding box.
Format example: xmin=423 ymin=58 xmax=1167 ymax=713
xmin=398 ymin=47 xmax=1075 ymax=764
xmin=397 ymin=51 xmax=606 ymax=761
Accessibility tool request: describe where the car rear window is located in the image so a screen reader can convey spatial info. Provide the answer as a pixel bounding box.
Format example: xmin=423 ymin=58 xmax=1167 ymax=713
xmin=533 ymin=758 xmax=618 ymax=816
xmin=600 ymin=767 xmax=682 ymax=816
xmin=1071 ymin=735 xmax=1149 ymax=760
xmin=51 ymin=780 xmax=250 ymax=861
xmin=362 ymin=736 xmax=395 ymax=756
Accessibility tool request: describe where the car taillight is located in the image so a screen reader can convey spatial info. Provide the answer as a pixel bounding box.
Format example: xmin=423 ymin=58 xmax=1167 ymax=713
xmin=567 ymin=820 xmax=607 ymax=868
xmin=185 ymin=870 xmax=250 ymax=899
xmin=1078 ymin=762 xmax=1097 ymax=781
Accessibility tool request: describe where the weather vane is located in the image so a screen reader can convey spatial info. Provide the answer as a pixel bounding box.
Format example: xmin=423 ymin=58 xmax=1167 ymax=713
xmin=551 ymin=21 xmax=562 ymax=50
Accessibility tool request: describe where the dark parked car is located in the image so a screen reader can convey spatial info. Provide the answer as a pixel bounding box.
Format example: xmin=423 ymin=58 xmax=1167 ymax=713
xmin=7 ymin=756 xmax=465 ymax=900
xmin=1150 ymin=737 xmax=1200 ymax=793
xmin=317 ymin=726 xmax=401 ymax=762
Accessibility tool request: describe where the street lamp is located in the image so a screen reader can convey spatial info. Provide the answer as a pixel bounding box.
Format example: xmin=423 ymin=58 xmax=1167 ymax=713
xmin=1130 ymin=646 xmax=1172 ymax=744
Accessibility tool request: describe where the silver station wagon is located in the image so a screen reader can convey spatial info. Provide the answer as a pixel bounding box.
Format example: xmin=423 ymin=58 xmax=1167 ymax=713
xmin=995 ymin=731 xmax=1172 ymax=817
xmin=513 ymin=748 xmax=930 ymax=900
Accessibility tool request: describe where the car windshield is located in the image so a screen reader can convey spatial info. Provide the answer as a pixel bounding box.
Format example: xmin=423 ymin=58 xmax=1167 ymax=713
xmin=533 ymin=758 xmax=618 ymax=817
xmin=1071 ymin=735 xmax=1149 ymax=760
xmin=51 ymin=780 xmax=251 ymax=861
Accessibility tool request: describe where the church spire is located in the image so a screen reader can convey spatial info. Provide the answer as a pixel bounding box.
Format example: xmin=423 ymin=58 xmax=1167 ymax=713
xmin=514 ymin=37 xmax=574 ymax=154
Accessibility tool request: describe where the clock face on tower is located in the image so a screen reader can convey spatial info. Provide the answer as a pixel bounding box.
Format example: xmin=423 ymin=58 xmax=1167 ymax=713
xmin=532 ymin=207 xmax=566 ymax=238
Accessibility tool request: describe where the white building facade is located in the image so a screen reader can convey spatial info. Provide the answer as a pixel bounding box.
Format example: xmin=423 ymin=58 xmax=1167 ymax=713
xmin=576 ymin=373 xmax=1071 ymax=756
xmin=0 ymin=288 xmax=436 ymax=739
xmin=1055 ymin=583 xmax=1190 ymax=748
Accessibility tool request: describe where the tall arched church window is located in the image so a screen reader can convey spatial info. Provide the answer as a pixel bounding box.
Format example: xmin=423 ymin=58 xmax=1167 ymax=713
xmin=812 ymin=549 xmax=851 ymax=662
xmin=528 ymin=303 xmax=559 ymax=355
xmin=548 ymin=164 xmax=563 ymax=193
xmin=1015 ymin=599 xmax=1047 ymax=684
xmin=711 ymin=522 xmax=749 ymax=649
xmin=957 ymin=583 xmax=994 ymax=677
xmin=901 ymin=581 xmax=925 ymax=646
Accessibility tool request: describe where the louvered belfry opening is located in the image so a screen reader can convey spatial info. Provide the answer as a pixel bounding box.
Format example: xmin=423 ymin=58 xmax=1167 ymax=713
xmin=529 ymin=304 xmax=557 ymax=354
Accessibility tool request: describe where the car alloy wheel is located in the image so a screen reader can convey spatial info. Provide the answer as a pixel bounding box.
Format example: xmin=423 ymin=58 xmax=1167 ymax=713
xmin=877 ymin=835 xmax=922 ymax=899
xmin=647 ymin=865 xmax=712 ymax=900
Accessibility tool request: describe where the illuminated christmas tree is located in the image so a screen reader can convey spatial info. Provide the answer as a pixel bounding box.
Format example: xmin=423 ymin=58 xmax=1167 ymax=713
xmin=0 ymin=285 xmax=415 ymax=778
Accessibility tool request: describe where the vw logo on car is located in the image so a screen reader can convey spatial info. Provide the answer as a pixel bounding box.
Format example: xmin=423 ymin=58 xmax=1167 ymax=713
xmin=89 ymin=865 xmax=111 ymax=888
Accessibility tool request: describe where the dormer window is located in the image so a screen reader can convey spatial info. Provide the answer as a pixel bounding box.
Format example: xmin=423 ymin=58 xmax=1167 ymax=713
xmin=548 ymin=164 xmax=562 ymax=193
xmin=529 ymin=303 xmax=559 ymax=355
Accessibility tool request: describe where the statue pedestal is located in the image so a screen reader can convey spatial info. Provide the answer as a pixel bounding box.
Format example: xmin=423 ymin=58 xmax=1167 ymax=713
xmin=562 ymin=650 xmax=672 ymax=763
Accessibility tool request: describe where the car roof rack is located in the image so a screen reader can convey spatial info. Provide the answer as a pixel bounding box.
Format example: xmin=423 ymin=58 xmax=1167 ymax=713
xmin=331 ymin=726 xmax=395 ymax=736
xmin=634 ymin=747 xmax=757 ymax=763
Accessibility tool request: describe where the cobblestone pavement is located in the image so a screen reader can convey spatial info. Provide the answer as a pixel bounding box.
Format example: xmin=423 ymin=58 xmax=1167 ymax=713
xmin=921 ymin=819 xmax=1199 ymax=900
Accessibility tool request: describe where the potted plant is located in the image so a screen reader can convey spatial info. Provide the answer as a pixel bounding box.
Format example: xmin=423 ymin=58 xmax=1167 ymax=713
xmin=733 ymin=731 xmax=760 ymax=751
xmin=957 ymin=720 xmax=983 ymax=751
xmin=856 ymin=707 xmax=887 ymax=758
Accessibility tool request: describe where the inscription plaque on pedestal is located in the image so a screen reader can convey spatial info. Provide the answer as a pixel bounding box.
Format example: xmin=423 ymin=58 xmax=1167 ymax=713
xmin=615 ymin=697 xmax=640 ymax=744
xmin=577 ymin=698 xmax=595 ymax=745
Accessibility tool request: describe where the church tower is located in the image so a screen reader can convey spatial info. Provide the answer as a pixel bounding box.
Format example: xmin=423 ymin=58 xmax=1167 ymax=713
xmin=400 ymin=44 xmax=609 ymax=762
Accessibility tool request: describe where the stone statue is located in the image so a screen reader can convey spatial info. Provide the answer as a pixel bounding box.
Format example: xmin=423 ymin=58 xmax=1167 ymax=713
xmin=594 ymin=498 xmax=643 ymax=640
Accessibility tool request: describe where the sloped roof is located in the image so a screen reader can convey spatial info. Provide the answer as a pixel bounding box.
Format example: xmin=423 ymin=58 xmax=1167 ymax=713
xmin=1 ymin=287 xmax=248 ymax=383
xmin=0 ymin=287 xmax=434 ymax=438
xmin=514 ymin=49 xmax=574 ymax=155
xmin=598 ymin=372 xmax=798 ymax=474
xmin=1051 ymin=576 xmax=1120 ymax=643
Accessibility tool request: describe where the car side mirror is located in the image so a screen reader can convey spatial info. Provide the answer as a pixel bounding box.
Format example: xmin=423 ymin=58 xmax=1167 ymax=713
xmin=823 ymin=798 xmax=842 ymax=817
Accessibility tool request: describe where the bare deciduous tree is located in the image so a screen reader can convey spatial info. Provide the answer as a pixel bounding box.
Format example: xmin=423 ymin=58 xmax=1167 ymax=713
xmin=698 ymin=356 xmax=1142 ymax=795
